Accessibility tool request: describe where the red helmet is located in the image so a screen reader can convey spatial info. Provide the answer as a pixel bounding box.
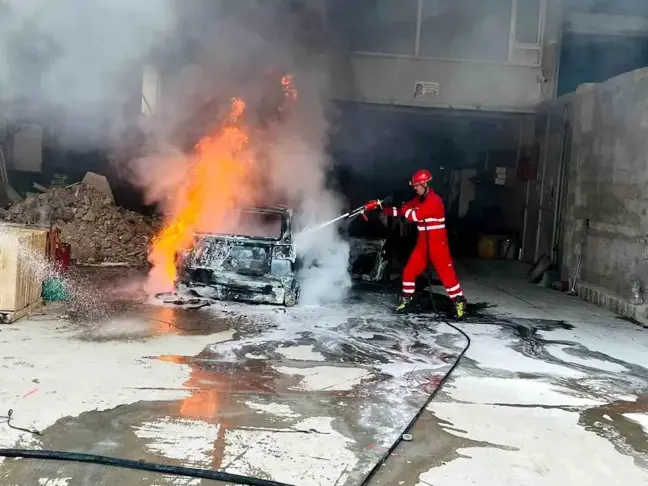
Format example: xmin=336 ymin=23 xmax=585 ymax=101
xmin=410 ymin=169 xmax=432 ymax=186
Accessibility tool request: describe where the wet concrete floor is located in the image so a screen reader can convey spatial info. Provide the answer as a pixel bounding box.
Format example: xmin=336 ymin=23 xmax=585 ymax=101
xmin=1 ymin=284 xmax=467 ymax=485
xmin=368 ymin=318 xmax=648 ymax=485
xmin=2 ymin=265 xmax=648 ymax=485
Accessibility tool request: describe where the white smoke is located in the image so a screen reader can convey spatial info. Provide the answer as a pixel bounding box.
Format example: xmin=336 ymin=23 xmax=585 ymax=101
xmin=0 ymin=0 xmax=353 ymax=304
xmin=131 ymin=2 xmax=353 ymax=305
xmin=264 ymin=69 xmax=352 ymax=305
xmin=0 ymin=0 xmax=176 ymax=147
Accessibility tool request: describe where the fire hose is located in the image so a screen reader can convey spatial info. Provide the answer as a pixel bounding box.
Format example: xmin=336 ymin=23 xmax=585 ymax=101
xmin=1 ymin=406 xmax=291 ymax=485
xmin=0 ymin=448 xmax=292 ymax=486
xmin=299 ymin=197 xmax=392 ymax=234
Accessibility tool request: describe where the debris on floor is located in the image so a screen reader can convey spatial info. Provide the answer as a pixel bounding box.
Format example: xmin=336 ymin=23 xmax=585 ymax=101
xmin=81 ymin=171 xmax=115 ymax=202
xmin=155 ymin=292 xmax=213 ymax=309
xmin=0 ymin=181 xmax=158 ymax=267
xmin=3 ymin=182 xmax=22 ymax=203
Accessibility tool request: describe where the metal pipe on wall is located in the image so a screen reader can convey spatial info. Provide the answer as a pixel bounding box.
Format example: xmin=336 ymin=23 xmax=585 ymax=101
xmin=533 ymin=108 xmax=552 ymax=262
xmin=550 ymin=103 xmax=568 ymax=265
xmin=513 ymin=116 xmax=524 ymax=257
xmin=520 ymin=117 xmax=531 ymax=260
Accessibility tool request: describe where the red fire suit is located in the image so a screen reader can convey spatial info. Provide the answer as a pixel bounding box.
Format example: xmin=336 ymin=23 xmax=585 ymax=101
xmin=384 ymin=191 xmax=463 ymax=300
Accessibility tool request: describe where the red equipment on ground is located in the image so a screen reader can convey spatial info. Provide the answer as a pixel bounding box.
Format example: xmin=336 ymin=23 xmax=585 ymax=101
xmin=46 ymin=229 xmax=71 ymax=273
xmin=56 ymin=243 xmax=71 ymax=272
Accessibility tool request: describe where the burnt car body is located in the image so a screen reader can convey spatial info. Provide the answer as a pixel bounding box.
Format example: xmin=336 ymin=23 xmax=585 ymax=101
xmin=348 ymin=236 xmax=388 ymax=282
xmin=176 ymin=207 xmax=299 ymax=306
xmin=176 ymin=206 xmax=388 ymax=307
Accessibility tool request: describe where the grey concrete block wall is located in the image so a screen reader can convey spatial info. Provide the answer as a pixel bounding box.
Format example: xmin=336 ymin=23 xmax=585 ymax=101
xmin=559 ymin=68 xmax=648 ymax=301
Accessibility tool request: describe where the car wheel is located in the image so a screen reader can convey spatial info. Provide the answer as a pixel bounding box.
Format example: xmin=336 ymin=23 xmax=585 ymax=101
xmin=284 ymin=290 xmax=297 ymax=307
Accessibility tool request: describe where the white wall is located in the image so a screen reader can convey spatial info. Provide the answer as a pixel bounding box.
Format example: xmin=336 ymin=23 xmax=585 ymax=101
xmin=327 ymin=0 xmax=561 ymax=112
xmin=331 ymin=54 xmax=544 ymax=111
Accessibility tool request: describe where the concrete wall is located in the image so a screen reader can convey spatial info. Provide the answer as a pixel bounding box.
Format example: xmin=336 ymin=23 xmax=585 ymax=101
xmin=331 ymin=54 xmax=545 ymax=111
xmin=328 ymin=0 xmax=563 ymax=112
xmin=559 ymin=68 xmax=648 ymax=300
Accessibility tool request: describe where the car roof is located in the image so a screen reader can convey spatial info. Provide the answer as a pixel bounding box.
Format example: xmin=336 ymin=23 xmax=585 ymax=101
xmin=240 ymin=206 xmax=291 ymax=215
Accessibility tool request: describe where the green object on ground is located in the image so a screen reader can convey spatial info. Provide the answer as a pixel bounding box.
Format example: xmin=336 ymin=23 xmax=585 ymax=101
xmin=42 ymin=278 xmax=70 ymax=301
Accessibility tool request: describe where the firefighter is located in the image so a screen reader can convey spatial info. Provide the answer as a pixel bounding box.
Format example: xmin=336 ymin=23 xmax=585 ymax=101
xmin=367 ymin=169 xmax=466 ymax=317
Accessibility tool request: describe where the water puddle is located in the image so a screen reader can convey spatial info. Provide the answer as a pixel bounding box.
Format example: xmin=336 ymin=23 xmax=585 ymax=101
xmin=581 ymin=396 xmax=648 ymax=471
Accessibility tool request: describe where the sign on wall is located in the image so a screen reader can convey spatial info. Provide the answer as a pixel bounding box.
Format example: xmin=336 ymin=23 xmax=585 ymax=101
xmin=413 ymin=81 xmax=440 ymax=98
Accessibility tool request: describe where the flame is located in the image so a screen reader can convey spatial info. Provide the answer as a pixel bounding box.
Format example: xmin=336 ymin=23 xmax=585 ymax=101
xmin=148 ymin=97 xmax=256 ymax=291
xmin=147 ymin=74 xmax=299 ymax=294
xmin=281 ymin=75 xmax=298 ymax=101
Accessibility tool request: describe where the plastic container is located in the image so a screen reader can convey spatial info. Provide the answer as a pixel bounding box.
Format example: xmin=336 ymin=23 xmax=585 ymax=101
xmin=42 ymin=278 xmax=70 ymax=301
xmin=478 ymin=235 xmax=498 ymax=259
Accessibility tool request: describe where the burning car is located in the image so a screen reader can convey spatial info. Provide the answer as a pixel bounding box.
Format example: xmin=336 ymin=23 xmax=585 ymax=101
xmin=176 ymin=206 xmax=299 ymax=306
xmin=175 ymin=205 xmax=389 ymax=307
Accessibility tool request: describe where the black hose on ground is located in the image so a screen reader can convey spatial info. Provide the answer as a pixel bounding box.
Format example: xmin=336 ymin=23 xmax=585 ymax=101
xmin=359 ymin=211 xmax=471 ymax=486
xmin=0 ymin=449 xmax=294 ymax=486
xmin=358 ymin=315 xmax=471 ymax=486
xmin=1 ymin=409 xmax=41 ymax=436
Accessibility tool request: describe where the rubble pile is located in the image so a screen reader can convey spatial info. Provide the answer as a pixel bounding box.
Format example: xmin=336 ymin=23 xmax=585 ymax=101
xmin=0 ymin=183 xmax=158 ymax=267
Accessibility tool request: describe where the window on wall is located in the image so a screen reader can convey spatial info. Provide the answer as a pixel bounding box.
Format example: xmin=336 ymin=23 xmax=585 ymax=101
xmin=511 ymin=0 xmax=544 ymax=65
xmin=419 ymin=0 xmax=512 ymax=62
xmin=328 ymin=0 xmax=418 ymax=55
xmin=328 ymin=0 xmax=545 ymax=65
xmin=515 ymin=0 xmax=542 ymax=44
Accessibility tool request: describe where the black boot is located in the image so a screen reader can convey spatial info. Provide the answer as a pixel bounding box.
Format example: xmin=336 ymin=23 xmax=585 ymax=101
xmin=395 ymin=295 xmax=413 ymax=313
xmin=453 ymin=295 xmax=467 ymax=319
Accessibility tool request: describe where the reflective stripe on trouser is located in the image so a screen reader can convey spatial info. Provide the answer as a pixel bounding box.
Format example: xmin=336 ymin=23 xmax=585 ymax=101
xmin=402 ymin=232 xmax=463 ymax=300
xmin=446 ymin=283 xmax=464 ymax=299
xmin=402 ymin=281 xmax=416 ymax=295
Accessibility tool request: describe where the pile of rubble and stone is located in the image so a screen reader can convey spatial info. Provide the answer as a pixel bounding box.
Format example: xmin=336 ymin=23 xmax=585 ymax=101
xmin=0 ymin=179 xmax=159 ymax=267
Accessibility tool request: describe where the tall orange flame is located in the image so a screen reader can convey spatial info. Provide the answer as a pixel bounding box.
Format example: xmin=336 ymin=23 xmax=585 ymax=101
xmin=148 ymin=97 xmax=255 ymax=291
